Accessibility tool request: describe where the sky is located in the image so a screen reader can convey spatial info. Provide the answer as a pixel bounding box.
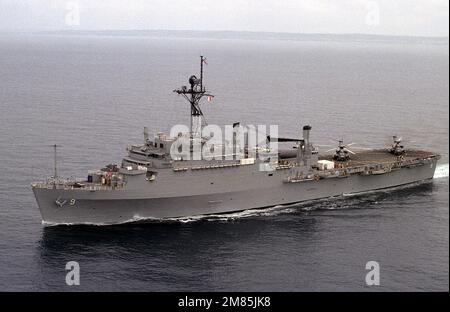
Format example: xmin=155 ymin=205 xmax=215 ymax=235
xmin=0 ymin=0 xmax=448 ymax=37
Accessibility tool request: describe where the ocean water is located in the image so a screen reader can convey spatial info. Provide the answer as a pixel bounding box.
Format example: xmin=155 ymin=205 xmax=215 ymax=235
xmin=0 ymin=33 xmax=448 ymax=291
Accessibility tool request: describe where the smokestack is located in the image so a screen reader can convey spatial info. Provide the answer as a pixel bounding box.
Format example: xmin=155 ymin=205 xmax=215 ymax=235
xmin=303 ymin=125 xmax=311 ymax=145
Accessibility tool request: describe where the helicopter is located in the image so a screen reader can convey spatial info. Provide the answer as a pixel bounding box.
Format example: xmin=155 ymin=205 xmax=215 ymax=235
xmin=388 ymin=135 xmax=406 ymax=156
xmin=326 ymin=140 xmax=357 ymax=162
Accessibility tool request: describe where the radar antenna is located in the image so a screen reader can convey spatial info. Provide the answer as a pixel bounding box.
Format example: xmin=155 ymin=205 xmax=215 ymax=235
xmin=173 ymin=56 xmax=214 ymax=138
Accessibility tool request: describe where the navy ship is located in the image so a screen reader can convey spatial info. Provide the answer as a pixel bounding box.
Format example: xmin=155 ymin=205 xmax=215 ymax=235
xmin=32 ymin=57 xmax=441 ymax=225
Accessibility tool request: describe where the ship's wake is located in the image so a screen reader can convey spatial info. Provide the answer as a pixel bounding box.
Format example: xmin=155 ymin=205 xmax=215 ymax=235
xmin=163 ymin=205 xmax=299 ymax=223
xmin=434 ymin=163 xmax=449 ymax=179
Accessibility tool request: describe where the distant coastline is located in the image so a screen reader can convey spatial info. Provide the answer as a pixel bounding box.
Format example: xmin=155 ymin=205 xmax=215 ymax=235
xmin=2 ymin=29 xmax=449 ymax=45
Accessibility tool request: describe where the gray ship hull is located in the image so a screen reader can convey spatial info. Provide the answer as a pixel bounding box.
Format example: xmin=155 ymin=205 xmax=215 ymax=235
xmin=33 ymin=158 xmax=438 ymax=225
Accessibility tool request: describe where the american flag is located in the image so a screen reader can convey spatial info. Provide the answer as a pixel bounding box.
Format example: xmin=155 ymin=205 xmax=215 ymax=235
xmin=207 ymin=95 xmax=214 ymax=102
xmin=202 ymin=58 xmax=208 ymax=65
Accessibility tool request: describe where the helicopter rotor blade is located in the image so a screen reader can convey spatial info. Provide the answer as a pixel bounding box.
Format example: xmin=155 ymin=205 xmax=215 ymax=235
xmin=385 ymin=135 xmax=418 ymax=146
xmin=351 ymin=146 xmax=372 ymax=150
xmin=344 ymin=148 xmax=356 ymax=155
xmin=325 ymin=148 xmax=336 ymax=153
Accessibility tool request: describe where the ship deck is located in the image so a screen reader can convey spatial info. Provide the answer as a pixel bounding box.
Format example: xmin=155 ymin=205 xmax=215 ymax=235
xmin=319 ymin=149 xmax=439 ymax=168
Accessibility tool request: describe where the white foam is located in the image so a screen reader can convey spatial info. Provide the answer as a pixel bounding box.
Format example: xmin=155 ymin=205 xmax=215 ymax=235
xmin=434 ymin=163 xmax=449 ymax=179
xmin=42 ymin=220 xmax=108 ymax=227
xmin=161 ymin=205 xmax=297 ymax=223
xmin=42 ymin=214 xmax=161 ymax=227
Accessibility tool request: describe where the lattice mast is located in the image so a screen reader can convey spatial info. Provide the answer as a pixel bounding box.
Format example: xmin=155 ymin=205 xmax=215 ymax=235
xmin=174 ymin=56 xmax=213 ymax=139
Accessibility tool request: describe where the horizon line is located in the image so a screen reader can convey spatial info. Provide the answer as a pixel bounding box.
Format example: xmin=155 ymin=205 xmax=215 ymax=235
xmin=1 ymin=29 xmax=448 ymax=40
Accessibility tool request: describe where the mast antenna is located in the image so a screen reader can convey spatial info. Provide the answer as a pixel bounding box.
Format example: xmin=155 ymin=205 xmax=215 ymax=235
xmin=173 ymin=56 xmax=214 ymax=138
xmin=52 ymin=144 xmax=60 ymax=189
xmin=200 ymin=55 xmax=204 ymax=91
